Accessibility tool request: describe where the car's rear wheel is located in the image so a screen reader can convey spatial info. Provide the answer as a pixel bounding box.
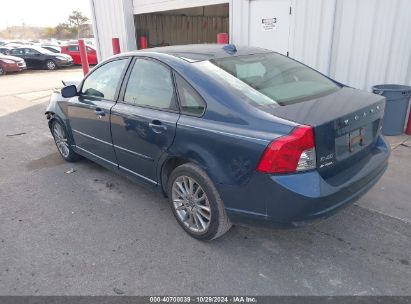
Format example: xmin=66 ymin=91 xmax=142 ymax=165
xmin=0 ymin=66 xmax=5 ymax=75
xmin=51 ymin=120 xmax=80 ymax=162
xmin=167 ymin=163 xmax=232 ymax=240
xmin=45 ymin=60 xmax=57 ymax=70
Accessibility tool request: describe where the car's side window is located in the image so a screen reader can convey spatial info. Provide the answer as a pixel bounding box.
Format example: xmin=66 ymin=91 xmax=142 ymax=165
xmin=10 ymin=49 xmax=23 ymax=55
xmin=123 ymin=59 xmax=176 ymax=110
xmin=67 ymin=46 xmax=79 ymax=52
xmin=81 ymin=59 xmax=128 ymax=100
xmin=25 ymin=48 xmax=39 ymax=55
xmin=175 ymin=73 xmax=206 ymax=116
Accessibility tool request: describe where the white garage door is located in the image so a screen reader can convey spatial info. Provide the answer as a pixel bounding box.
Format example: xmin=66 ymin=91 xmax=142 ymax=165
xmin=133 ymin=0 xmax=229 ymax=14
xmin=248 ymin=0 xmax=291 ymax=55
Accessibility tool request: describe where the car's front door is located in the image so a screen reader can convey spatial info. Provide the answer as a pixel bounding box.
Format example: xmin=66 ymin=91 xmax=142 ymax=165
xmin=67 ymin=58 xmax=130 ymax=168
xmin=111 ymin=58 xmax=180 ymax=184
xmin=86 ymin=47 xmax=97 ymax=65
xmin=24 ymin=48 xmax=43 ymax=68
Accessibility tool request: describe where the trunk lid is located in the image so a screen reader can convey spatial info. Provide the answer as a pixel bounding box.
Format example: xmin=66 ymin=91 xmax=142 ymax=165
xmin=271 ymin=87 xmax=385 ymax=180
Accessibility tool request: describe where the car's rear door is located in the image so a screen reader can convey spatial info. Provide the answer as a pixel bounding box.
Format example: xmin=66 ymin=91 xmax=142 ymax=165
xmin=111 ymin=57 xmax=180 ymax=184
xmin=10 ymin=49 xmax=29 ymax=67
xmin=67 ymin=57 xmax=130 ymax=168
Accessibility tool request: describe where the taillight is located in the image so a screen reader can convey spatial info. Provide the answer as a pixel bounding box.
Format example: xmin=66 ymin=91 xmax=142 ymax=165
xmin=256 ymin=125 xmax=316 ymax=174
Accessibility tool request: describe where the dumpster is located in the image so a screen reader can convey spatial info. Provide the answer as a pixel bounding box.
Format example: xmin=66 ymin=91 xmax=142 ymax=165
xmin=372 ymin=84 xmax=411 ymax=136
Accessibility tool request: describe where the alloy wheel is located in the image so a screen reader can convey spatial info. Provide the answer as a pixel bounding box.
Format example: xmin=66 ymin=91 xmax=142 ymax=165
xmin=47 ymin=61 xmax=56 ymax=70
xmin=53 ymin=123 xmax=70 ymax=158
xmin=172 ymin=176 xmax=211 ymax=233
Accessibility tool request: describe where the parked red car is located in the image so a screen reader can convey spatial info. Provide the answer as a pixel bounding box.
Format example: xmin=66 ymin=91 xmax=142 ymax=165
xmin=0 ymin=54 xmax=26 ymax=75
xmin=60 ymin=45 xmax=98 ymax=65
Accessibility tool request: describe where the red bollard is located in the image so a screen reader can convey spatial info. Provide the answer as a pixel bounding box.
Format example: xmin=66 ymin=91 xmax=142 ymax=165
xmin=78 ymin=39 xmax=89 ymax=76
xmin=139 ymin=36 xmax=148 ymax=49
xmin=405 ymin=110 xmax=411 ymax=135
xmin=112 ymin=38 xmax=121 ymax=55
xmin=217 ymin=33 xmax=229 ymax=44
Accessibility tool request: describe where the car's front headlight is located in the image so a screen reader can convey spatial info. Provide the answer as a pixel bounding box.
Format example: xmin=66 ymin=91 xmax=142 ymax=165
xmin=56 ymin=56 xmax=68 ymax=61
xmin=2 ymin=59 xmax=15 ymax=64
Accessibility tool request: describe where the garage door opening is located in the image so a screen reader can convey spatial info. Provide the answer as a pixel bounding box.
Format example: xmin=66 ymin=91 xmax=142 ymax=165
xmin=134 ymin=3 xmax=229 ymax=49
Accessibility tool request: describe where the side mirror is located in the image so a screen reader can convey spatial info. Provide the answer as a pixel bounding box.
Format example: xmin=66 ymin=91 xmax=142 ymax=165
xmin=61 ymin=85 xmax=78 ymax=98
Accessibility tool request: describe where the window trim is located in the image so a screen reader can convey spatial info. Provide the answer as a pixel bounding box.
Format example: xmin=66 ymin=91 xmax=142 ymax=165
xmin=173 ymin=71 xmax=207 ymax=118
xmin=117 ymin=56 xmax=180 ymax=114
xmin=78 ymin=56 xmax=132 ymax=103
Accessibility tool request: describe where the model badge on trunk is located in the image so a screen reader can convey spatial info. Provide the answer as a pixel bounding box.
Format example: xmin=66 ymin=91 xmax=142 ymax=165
xmin=319 ymin=153 xmax=335 ymax=168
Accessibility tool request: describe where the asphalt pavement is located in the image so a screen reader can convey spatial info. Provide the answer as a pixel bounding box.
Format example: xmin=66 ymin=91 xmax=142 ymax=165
xmin=0 ymin=69 xmax=410 ymax=295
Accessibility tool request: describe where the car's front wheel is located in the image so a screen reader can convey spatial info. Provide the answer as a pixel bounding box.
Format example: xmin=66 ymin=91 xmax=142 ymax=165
xmin=0 ymin=66 xmax=5 ymax=75
xmin=167 ymin=163 xmax=232 ymax=240
xmin=51 ymin=120 xmax=80 ymax=162
xmin=45 ymin=60 xmax=57 ymax=70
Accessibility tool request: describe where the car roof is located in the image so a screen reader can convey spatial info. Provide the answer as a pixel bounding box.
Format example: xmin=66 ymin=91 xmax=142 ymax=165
xmin=125 ymin=44 xmax=272 ymax=61
xmin=63 ymin=44 xmax=94 ymax=48
xmin=13 ymin=46 xmax=43 ymax=50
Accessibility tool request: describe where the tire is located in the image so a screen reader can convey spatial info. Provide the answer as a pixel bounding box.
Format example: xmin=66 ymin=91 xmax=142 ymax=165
xmin=51 ymin=120 xmax=80 ymax=162
xmin=167 ymin=163 xmax=232 ymax=240
xmin=0 ymin=66 xmax=5 ymax=75
xmin=45 ymin=60 xmax=57 ymax=70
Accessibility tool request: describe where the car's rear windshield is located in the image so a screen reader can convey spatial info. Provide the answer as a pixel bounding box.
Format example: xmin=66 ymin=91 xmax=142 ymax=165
xmin=209 ymin=52 xmax=340 ymax=106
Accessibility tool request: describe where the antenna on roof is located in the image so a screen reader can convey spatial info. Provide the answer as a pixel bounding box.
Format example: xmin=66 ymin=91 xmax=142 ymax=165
xmin=223 ymin=44 xmax=237 ymax=55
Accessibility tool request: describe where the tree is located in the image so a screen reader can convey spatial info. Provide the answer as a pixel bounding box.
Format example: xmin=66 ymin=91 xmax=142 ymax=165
xmin=43 ymin=27 xmax=56 ymax=39
xmin=68 ymin=10 xmax=89 ymax=39
xmin=54 ymin=23 xmax=72 ymax=40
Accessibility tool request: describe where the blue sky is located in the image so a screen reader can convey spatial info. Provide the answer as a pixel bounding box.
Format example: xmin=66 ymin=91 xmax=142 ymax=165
xmin=1 ymin=0 xmax=92 ymax=29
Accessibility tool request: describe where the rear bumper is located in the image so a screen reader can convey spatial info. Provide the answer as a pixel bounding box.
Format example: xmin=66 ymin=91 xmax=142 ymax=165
xmin=221 ymin=136 xmax=390 ymax=227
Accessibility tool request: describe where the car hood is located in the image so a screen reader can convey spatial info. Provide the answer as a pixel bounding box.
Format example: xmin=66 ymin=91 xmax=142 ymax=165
xmin=0 ymin=55 xmax=24 ymax=62
xmin=50 ymin=53 xmax=72 ymax=60
xmin=59 ymin=53 xmax=72 ymax=59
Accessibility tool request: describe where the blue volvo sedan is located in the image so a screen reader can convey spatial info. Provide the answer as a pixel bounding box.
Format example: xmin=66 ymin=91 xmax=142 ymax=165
xmin=45 ymin=44 xmax=390 ymax=240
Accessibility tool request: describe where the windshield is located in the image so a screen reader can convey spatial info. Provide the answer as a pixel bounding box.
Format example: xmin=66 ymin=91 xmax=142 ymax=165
xmin=210 ymin=53 xmax=340 ymax=106
xmin=32 ymin=46 xmax=53 ymax=54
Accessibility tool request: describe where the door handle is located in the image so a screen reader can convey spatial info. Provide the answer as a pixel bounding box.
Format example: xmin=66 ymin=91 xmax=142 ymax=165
xmin=95 ymin=109 xmax=105 ymax=117
xmin=149 ymin=120 xmax=167 ymax=133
